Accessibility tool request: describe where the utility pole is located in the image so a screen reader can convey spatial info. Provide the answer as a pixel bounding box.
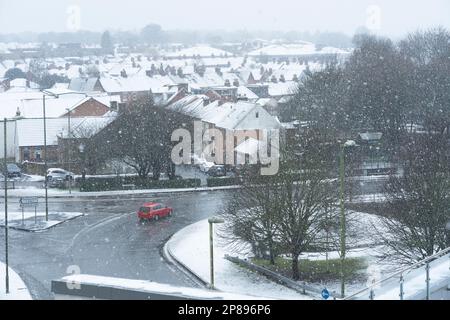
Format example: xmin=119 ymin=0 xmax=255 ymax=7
xmin=208 ymin=217 xmax=224 ymax=289
xmin=339 ymin=143 xmax=346 ymax=298
xmin=43 ymin=94 xmax=49 ymax=221
xmin=4 ymin=118 xmax=9 ymax=294
xmin=66 ymin=108 xmax=72 ymax=194
xmin=338 ymin=140 xmax=356 ymax=298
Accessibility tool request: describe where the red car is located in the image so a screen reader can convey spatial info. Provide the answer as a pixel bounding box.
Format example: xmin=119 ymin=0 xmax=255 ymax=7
xmin=138 ymin=202 xmax=173 ymax=221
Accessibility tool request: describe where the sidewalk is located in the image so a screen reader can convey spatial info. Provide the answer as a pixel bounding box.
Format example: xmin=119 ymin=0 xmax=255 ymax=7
xmin=0 ymin=261 xmax=32 ymax=300
xmin=0 ymin=185 xmax=241 ymax=199
xmin=165 ymin=219 xmax=312 ymax=300
xmin=0 ymin=211 xmax=84 ymax=232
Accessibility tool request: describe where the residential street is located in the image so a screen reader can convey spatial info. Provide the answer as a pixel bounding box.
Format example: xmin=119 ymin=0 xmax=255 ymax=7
xmin=0 ymin=190 xmax=231 ymax=299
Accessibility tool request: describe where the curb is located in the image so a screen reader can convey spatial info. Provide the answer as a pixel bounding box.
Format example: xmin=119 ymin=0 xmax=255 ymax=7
xmin=162 ymin=234 xmax=212 ymax=290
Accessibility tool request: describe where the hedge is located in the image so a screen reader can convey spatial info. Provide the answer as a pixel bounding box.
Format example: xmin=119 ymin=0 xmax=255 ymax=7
xmin=78 ymin=176 xmax=201 ymax=192
xmin=207 ymin=177 xmax=242 ymax=187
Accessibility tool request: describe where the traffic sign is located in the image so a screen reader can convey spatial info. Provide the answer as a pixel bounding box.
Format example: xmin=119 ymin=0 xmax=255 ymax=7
xmin=321 ymin=288 xmax=330 ymax=300
xmin=19 ymin=197 xmax=38 ymax=208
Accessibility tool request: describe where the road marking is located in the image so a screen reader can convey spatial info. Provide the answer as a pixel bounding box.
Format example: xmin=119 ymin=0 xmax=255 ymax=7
xmin=65 ymin=212 xmax=134 ymax=255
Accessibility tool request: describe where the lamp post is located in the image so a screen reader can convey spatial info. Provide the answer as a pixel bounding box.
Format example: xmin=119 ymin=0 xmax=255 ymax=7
xmin=339 ymin=139 xmax=356 ymax=298
xmin=66 ymin=108 xmax=72 ymax=194
xmin=79 ymin=143 xmax=86 ymax=187
xmin=446 ymin=221 xmax=450 ymax=247
xmin=42 ymin=90 xmax=87 ymax=216
xmin=208 ymin=217 xmax=224 ymax=289
xmin=3 ymin=118 xmax=9 ymax=294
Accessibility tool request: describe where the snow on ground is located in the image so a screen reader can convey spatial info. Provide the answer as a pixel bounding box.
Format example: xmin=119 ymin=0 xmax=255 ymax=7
xmin=167 ymin=219 xmax=311 ymax=300
xmin=0 ymin=211 xmax=84 ymax=232
xmin=60 ymin=274 xmax=271 ymax=300
xmin=2 ymin=185 xmax=241 ymax=198
xmin=21 ymin=174 xmax=45 ymax=182
xmin=0 ymin=261 xmax=32 ymax=300
xmin=167 ymin=211 xmax=412 ymax=300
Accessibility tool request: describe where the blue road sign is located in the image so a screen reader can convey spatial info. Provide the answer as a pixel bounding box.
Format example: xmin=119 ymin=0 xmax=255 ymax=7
xmin=321 ymin=288 xmax=330 ymax=300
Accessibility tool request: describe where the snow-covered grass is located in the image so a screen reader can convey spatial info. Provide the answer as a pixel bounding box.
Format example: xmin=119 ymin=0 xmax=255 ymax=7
xmin=0 ymin=211 xmax=84 ymax=232
xmin=167 ymin=219 xmax=311 ymax=300
xmin=166 ymin=211 xmax=422 ymax=299
xmin=0 ymin=261 xmax=32 ymax=300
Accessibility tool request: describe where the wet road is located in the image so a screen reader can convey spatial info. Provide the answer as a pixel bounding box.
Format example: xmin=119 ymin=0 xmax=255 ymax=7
xmin=0 ymin=176 xmax=386 ymax=299
xmin=0 ymin=191 xmax=232 ymax=299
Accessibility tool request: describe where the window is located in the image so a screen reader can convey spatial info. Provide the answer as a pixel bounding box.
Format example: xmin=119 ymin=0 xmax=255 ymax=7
xmin=256 ymin=112 xmax=259 ymax=118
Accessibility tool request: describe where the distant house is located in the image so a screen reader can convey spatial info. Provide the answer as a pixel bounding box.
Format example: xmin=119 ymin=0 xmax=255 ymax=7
xmin=15 ymin=116 xmax=116 ymax=163
xmin=69 ymin=77 xmax=103 ymax=93
xmin=0 ymin=93 xmax=117 ymax=119
xmin=167 ymin=95 xmax=281 ymax=166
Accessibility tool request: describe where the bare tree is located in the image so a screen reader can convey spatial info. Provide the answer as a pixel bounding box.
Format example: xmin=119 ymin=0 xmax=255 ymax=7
xmin=376 ymin=133 xmax=450 ymax=264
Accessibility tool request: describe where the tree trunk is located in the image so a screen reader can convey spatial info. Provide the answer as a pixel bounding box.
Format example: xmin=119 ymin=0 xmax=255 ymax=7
xmin=152 ymin=163 xmax=161 ymax=181
xmin=268 ymin=240 xmax=275 ymax=265
xmin=292 ymin=254 xmax=300 ymax=280
xmin=167 ymin=162 xmax=176 ymax=180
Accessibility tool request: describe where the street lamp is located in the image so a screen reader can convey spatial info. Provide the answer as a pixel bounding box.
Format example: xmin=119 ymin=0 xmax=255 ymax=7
xmin=66 ymin=108 xmax=72 ymax=194
xmin=208 ymin=217 xmax=224 ymax=289
xmin=339 ymin=139 xmax=356 ymax=298
xmin=42 ymin=90 xmax=87 ymax=219
xmin=3 ymin=118 xmax=9 ymax=294
xmin=446 ymin=221 xmax=450 ymax=247
xmin=79 ymin=143 xmax=86 ymax=186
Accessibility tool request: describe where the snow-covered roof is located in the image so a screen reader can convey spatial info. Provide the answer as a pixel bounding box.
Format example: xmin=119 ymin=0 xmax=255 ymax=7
xmin=359 ymin=132 xmax=383 ymax=141
xmin=99 ymin=75 xmax=175 ymax=94
xmin=237 ymin=86 xmax=259 ymax=100
xmin=248 ymin=42 xmax=317 ymax=57
xmin=16 ymin=116 xmax=116 ymax=147
xmin=266 ymin=81 xmax=298 ymax=97
xmin=0 ymin=92 xmax=117 ymax=119
xmin=167 ymin=96 xmax=280 ymax=131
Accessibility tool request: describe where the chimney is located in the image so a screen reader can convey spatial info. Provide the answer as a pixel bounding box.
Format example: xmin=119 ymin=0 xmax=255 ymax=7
xmin=110 ymin=101 xmax=118 ymax=111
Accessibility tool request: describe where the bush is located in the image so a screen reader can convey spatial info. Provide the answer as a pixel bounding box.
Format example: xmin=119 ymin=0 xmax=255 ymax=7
xmin=78 ymin=176 xmax=201 ymax=192
xmin=252 ymin=257 xmax=367 ymax=283
xmin=207 ymin=177 xmax=242 ymax=187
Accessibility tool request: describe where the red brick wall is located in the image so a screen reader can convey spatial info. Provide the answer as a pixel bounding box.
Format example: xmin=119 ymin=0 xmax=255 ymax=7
xmin=63 ymin=98 xmax=110 ymax=117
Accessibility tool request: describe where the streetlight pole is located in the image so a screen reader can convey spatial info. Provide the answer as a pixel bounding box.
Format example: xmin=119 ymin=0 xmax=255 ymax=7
xmin=66 ymin=108 xmax=72 ymax=194
xmin=43 ymin=94 xmax=49 ymax=221
xmin=339 ymin=143 xmax=346 ymax=298
xmin=208 ymin=217 xmax=224 ymax=289
xmin=42 ymin=90 xmax=87 ymax=207
xmin=339 ymin=140 xmax=356 ymax=298
xmin=4 ymin=118 xmax=9 ymax=294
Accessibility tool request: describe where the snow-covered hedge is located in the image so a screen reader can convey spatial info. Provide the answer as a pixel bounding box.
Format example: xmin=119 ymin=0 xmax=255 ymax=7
xmin=206 ymin=177 xmax=242 ymax=187
xmin=78 ymin=176 xmax=201 ymax=192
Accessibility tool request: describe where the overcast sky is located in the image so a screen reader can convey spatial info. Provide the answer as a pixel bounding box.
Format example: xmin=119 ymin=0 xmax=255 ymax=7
xmin=0 ymin=0 xmax=449 ymax=37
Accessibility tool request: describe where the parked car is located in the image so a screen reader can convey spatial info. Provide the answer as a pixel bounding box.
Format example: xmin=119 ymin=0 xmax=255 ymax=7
xmin=47 ymin=168 xmax=74 ymax=188
xmin=208 ymin=165 xmax=226 ymax=177
xmin=1 ymin=163 xmax=22 ymax=178
xmin=138 ymin=202 xmax=173 ymax=222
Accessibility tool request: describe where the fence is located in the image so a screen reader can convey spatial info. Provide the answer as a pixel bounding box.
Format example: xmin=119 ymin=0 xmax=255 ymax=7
xmin=345 ymin=247 xmax=450 ymax=300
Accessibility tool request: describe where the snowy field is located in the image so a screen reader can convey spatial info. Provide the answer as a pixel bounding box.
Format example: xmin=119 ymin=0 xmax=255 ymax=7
xmin=0 ymin=261 xmax=32 ymax=300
